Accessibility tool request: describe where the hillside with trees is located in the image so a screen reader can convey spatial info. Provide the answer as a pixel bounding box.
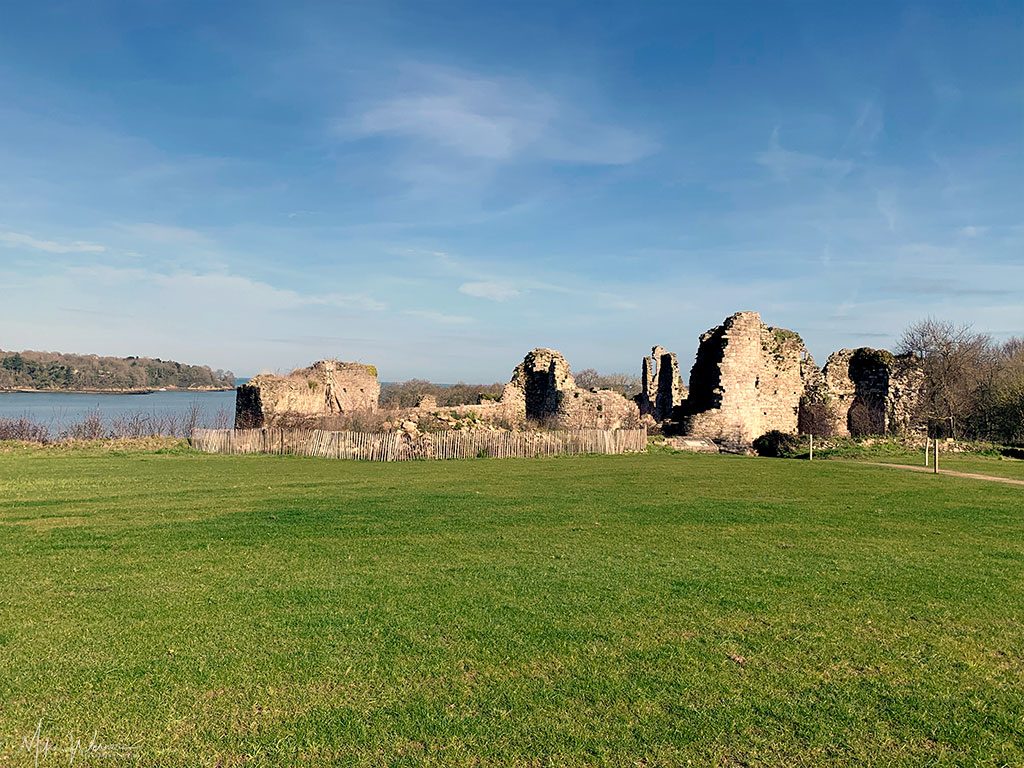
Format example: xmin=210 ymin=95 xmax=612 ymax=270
xmin=0 ymin=349 xmax=234 ymax=392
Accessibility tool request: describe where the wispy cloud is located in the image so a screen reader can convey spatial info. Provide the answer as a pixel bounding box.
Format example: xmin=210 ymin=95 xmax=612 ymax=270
xmin=958 ymin=225 xmax=988 ymax=238
xmin=756 ymin=127 xmax=854 ymax=182
xmin=115 ymin=222 xmax=210 ymax=245
xmin=889 ymin=278 xmax=1016 ymax=298
xmin=838 ymin=100 xmax=884 ymax=156
xmin=67 ymin=265 xmax=386 ymax=312
xmin=459 ymin=281 xmax=520 ymax=301
xmin=404 ymin=309 xmax=473 ymax=325
xmin=523 ymin=279 xmax=639 ymax=311
xmin=0 ymin=230 xmax=106 ymax=254
xmin=875 ymin=188 xmax=899 ymax=231
xmin=59 ymin=306 xmax=136 ymax=319
xmin=338 ymin=65 xmax=657 ymax=167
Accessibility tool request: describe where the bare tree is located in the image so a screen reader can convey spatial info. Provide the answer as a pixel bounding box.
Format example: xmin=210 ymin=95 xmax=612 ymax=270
xmin=973 ymin=337 xmax=1024 ymax=442
xmin=573 ymin=368 xmax=601 ymax=390
xmin=573 ymin=368 xmax=641 ymax=397
xmin=897 ymin=319 xmax=995 ymax=438
xmin=379 ymin=380 xmax=504 ymax=409
xmin=798 ymin=397 xmax=837 ymax=437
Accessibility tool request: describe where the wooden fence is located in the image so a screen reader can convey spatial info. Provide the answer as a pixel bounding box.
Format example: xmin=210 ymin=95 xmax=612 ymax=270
xmin=189 ymin=427 xmax=647 ymax=461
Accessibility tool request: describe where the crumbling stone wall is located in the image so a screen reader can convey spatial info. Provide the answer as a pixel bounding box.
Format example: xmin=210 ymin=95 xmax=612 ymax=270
xmin=235 ymin=359 xmax=379 ymax=428
xmin=393 ymin=348 xmax=639 ymax=430
xmin=638 ymin=346 xmax=687 ymax=422
xmin=822 ymin=348 xmax=921 ymax=436
xmin=556 ymin=386 xmax=640 ymax=429
xmin=504 ymin=348 xmax=640 ymax=429
xmin=678 ymin=311 xmax=820 ymax=446
xmin=510 ymin=348 xmax=576 ymax=420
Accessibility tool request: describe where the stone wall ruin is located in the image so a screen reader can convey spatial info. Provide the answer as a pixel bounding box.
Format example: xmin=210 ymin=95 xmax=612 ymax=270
xmin=235 ymin=360 xmax=379 ymax=428
xmin=500 ymin=348 xmax=639 ymax=429
xmin=675 ymin=311 xmax=821 ymax=446
xmin=233 ymin=310 xmax=925 ymax=445
xmin=638 ymin=346 xmax=687 ymax=422
xmin=822 ymin=348 xmax=922 ymax=436
xmin=392 ymin=347 xmax=640 ymax=431
xmin=647 ymin=311 xmax=925 ymax=447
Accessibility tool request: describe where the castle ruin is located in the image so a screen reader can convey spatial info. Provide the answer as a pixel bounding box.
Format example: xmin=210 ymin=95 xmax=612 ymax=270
xmin=674 ymin=312 xmax=819 ymax=446
xmin=822 ymin=348 xmax=922 ymax=436
xmin=421 ymin=348 xmax=639 ymax=430
xmin=644 ymin=311 xmax=921 ymax=448
xmin=233 ymin=310 xmax=923 ymax=445
xmin=638 ymin=346 xmax=686 ymax=422
xmin=235 ymin=360 xmax=379 ymax=428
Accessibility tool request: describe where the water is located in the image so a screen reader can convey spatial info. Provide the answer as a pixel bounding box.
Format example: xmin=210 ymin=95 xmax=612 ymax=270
xmin=0 ymin=389 xmax=237 ymax=428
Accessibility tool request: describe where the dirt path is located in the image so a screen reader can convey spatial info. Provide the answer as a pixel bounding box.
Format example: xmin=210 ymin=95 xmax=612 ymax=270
xmin=847 ymin=461 xmax=1024 ymax=487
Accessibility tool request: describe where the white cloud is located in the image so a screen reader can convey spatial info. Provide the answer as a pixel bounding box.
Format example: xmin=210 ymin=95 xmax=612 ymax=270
xmin=839 ymin=100 xmax=884 ymax=156
xmin=459 ymin=281 xmax=520 ymax=301
xmin=958 ymin=225 xmax=988 ymax=238
xmin=875 ymin=188 xmax=898 ymax=231
xmin=0 ymin=230 xmax=106 ymax=254
xmin=339 ymin=65 xmax=656 ymax=166
xmin=310 ymin=291 xmax=387 ymax=312
xmin=355 ymin=92 xmax=534 ymax=160
xmin=522 ymin=278 xmax=638 ymax=311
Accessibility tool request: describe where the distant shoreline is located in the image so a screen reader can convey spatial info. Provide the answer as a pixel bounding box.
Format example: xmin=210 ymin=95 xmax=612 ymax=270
xmin=0 ymin=387 xmax=236 ymax=395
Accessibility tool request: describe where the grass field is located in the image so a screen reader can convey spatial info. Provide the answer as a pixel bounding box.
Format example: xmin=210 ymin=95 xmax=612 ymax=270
xmin=851 ymin=453 xmax=1024 ymax=482
xmin=1 ymin=443 xmax=1022 ymax=766
xmin=809 ymin=438 xmax=1024 ymax=482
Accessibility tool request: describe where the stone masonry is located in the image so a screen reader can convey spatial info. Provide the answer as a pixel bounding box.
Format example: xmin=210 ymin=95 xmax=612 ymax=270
xmin=638 ymin=346 xmax=687 ymax=422
xmin=677 ymin=311 xmax=820 ymax=446
xmin=510 ymin=348 xmax=576 ymax=421
xmin=506 ymin=348 xmax=640 ymax=429
xmin=230 ymin=312 xmax=927 ymax=442
xmin=822 ymin=348 xmax=922 ymax=436
xmin=235 ymin=359 xmax=379 ymax=428
xmin=400 ymin=348 xmax=639 ymax=430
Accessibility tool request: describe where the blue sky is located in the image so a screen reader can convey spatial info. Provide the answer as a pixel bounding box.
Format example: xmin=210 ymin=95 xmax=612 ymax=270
xmin=1 ymin=1 xmax=1021 ymax=381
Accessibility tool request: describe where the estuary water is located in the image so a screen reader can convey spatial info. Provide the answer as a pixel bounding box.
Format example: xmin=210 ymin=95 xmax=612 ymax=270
xmin=0 ymin=389 xmax=238 ymax=428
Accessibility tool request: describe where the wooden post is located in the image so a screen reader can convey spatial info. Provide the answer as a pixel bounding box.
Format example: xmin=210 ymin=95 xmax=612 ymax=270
xmin=925 ymin=437 xmax=930 ymax=467
xmin=933 ymin=439 xmax=939 ymax=474
xmin=809 ymin=433 xmax=814 ymax=461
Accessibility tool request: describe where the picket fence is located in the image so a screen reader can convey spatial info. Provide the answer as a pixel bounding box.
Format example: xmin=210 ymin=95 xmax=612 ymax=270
xmin=189 ymin=427 xmax=647 ymax=462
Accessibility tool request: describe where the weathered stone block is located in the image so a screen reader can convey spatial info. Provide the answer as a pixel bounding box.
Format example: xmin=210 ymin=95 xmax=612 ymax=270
xmin=822 ymin=348 xmax=921 ymax=436
xmin=235 ymin=359 xmax=379 ymax=428
xmin=503 ymin=348 xmax=640 ymax=429
xmin=638 ymin=345 xmax=687 ymax=422
xmin=678 ymin=311 xmax=818 ymax=446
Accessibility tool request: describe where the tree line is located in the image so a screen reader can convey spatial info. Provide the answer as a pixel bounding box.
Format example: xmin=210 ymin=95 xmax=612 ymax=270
xmin=378 ymin=370 xmax=643 ymax=410
xmin=379 ymin=379 xmax=506 ymax=408
xmin=0 ymin=350 xmax=235 ymax=391
xmin=897 ymin=319 xmax=1023 ymax=443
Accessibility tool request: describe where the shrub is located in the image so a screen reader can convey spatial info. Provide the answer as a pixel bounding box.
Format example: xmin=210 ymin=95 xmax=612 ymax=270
xmin=848 ymin=398 xmax=885 ymax=436
xmin=798 ymin=398 xmax=836 ymax=437
xmin=0 ymin=416 xmax=51 ymax=442
xmin=752 ymin=430 xmax=803 ymax=458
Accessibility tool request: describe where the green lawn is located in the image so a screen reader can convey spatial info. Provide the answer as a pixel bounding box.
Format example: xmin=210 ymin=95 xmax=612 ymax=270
xmin=805 ymin=437 xmax=1024 ymax=482
xmin=854 ymin=452 xmax=1024 ymax=482
xmin=1 ymin=444 xmax=1022 ymax=766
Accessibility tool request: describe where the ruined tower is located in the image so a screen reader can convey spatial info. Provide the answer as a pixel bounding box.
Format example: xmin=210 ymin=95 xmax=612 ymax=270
xmin=822 ymin=348 xmax=922 ymax=436
xmin=639 ymin=345 xmax=686 ymax=422
xmin=678 ymin=311 xmax=820 ymax=446
xmin=503 ymin=348 xmax=640 ymax=429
